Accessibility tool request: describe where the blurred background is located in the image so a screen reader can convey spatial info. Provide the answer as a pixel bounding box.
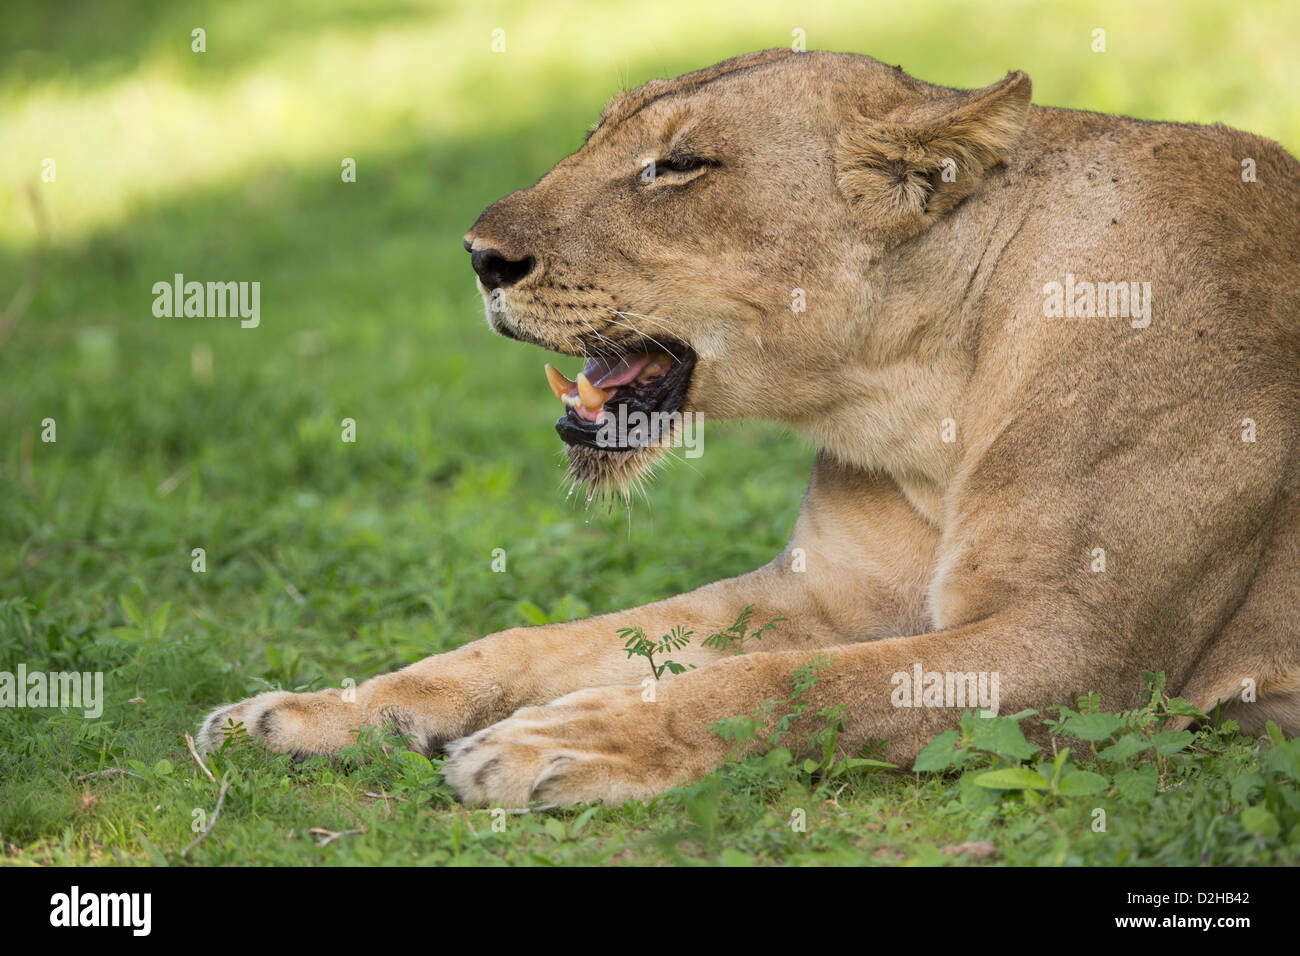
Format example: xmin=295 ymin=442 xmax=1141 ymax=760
xmin=1 ymin=0 xmax=1297 ymax=746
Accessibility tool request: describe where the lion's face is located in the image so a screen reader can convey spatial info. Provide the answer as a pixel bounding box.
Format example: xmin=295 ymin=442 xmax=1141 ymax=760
xmin=464 ymin=50 xmax=1030 ymax=493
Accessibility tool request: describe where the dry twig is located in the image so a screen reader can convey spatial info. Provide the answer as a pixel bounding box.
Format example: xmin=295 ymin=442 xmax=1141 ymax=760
xmin=184 ymin=732 xmax=217 ymax=783
xmin=182 ymin=779 xmax=230 ymax=858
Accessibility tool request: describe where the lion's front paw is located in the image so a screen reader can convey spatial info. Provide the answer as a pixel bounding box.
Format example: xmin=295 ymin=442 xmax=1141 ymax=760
xmin=442 ymin=685 xmax=703 ymax=807
xmin=197 ymin=688 xmax=361 ymax=759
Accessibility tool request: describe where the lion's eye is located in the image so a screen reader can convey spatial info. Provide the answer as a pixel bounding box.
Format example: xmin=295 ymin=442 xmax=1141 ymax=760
xmin=640 ymin=153 xmax=712 ymax=184
xmin=655 ymin=155 xmax=707 ymax=174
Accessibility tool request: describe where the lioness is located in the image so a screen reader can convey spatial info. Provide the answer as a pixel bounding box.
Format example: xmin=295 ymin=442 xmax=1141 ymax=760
xmin=201 ymin=49 xmax=1300 ymax=807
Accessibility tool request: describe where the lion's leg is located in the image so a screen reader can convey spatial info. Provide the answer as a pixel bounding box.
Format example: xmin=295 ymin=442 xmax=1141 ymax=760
xmin=442 ymin=606 xmax=1129 ymax=807
xmin=197 ymin=569 xmax=817 ymax=759
xmin=198 ymin=460 xmax=939 ymax=759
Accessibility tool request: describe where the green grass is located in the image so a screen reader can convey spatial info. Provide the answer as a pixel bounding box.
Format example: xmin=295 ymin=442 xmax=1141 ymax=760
xmin=2 ymin=0 xmax=1298 ymax=865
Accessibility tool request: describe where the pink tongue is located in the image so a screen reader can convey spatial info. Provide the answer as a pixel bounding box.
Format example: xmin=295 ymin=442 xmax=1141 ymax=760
xmin=583 ymin=354 xmax=654 ymax=388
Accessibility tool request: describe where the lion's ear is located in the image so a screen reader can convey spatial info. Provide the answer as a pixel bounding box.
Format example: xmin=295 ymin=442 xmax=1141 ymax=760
xmin=836 ymin=71 xmax=1031 ymax=242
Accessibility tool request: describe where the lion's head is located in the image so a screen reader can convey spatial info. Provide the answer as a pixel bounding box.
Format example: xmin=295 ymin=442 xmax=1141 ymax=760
xmin=465 ymin=49 xmax=1030 ymax=496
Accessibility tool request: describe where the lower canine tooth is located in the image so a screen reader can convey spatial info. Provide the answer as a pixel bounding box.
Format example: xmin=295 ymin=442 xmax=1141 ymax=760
xmin=576 ymin=372 xmax=611 ymax=411
xmin=545 ymin=364 xmax=576 ymax=401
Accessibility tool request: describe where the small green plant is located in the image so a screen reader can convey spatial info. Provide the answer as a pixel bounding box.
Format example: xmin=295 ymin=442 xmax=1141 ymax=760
xmin=329 ymin=722 xmax=413 ymax=767
xmin=110 ymin=594 xmax=171 ymax=700
xmin=618 ymin=606 xmax=787 ymax=682
xmin=912 ymin=672 xmax=1212 ymax=815
xmin=1230 ymin=722 xmax=1300 ymax=844
xmin=702 ymin=605 xmax=786 ymax=653
xmin=216 ymin=718 xmax=253 ymax=755
xmin=707 ymin=652 xmax=896 ymax=789
xmin=618 ymin=623 xmax=695 ymax=680
xmin=710 ymin=653 xmax=837 ymax=752
xmin=771 ymin=652 xmax=835 ymax=745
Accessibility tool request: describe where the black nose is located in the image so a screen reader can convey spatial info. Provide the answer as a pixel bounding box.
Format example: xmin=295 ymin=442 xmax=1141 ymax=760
xmin=469 ymin=245 xmax=534 ymax=290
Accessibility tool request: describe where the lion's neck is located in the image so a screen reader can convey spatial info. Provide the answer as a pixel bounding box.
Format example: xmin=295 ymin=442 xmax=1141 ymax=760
xmin=795 ymin=354 xmax=970 ymax=526
xmin=793 ymin=200 xmax=1010 ymax=526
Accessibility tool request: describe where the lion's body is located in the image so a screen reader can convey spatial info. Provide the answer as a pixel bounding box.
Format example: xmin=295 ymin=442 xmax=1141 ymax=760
xmin=200 ymin=50 xmax=1300 ymax=806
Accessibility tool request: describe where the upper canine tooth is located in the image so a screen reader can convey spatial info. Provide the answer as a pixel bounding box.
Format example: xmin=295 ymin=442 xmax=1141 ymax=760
xmin=576 ymin=372 xmax=611 ymax=411
xmin=545 ymin=364 xmax=576 ymax=401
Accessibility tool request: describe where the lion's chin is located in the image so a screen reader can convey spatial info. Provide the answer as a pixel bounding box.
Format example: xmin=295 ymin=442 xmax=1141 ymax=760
xmin=564 ymin=442 xmax=669 ymax=502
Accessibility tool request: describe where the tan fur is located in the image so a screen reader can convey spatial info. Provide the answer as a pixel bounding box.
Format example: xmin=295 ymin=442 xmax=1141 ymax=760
xmin=199 ymin=50 xmax=1300 ymax=807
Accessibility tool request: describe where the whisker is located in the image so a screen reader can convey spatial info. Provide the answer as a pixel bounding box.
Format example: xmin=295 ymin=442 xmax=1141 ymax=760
xmin=673 ymin=449 xmax=704 ymax=481
xmin=569 ymin=308 xmax=628 ymax=360
xmin=598 ymin=309 xmax=680 ymax=357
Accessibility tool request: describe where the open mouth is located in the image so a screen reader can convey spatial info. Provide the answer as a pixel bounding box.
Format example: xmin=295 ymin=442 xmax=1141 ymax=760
xmin=543 ymin=342 xmax=696 ymax=451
